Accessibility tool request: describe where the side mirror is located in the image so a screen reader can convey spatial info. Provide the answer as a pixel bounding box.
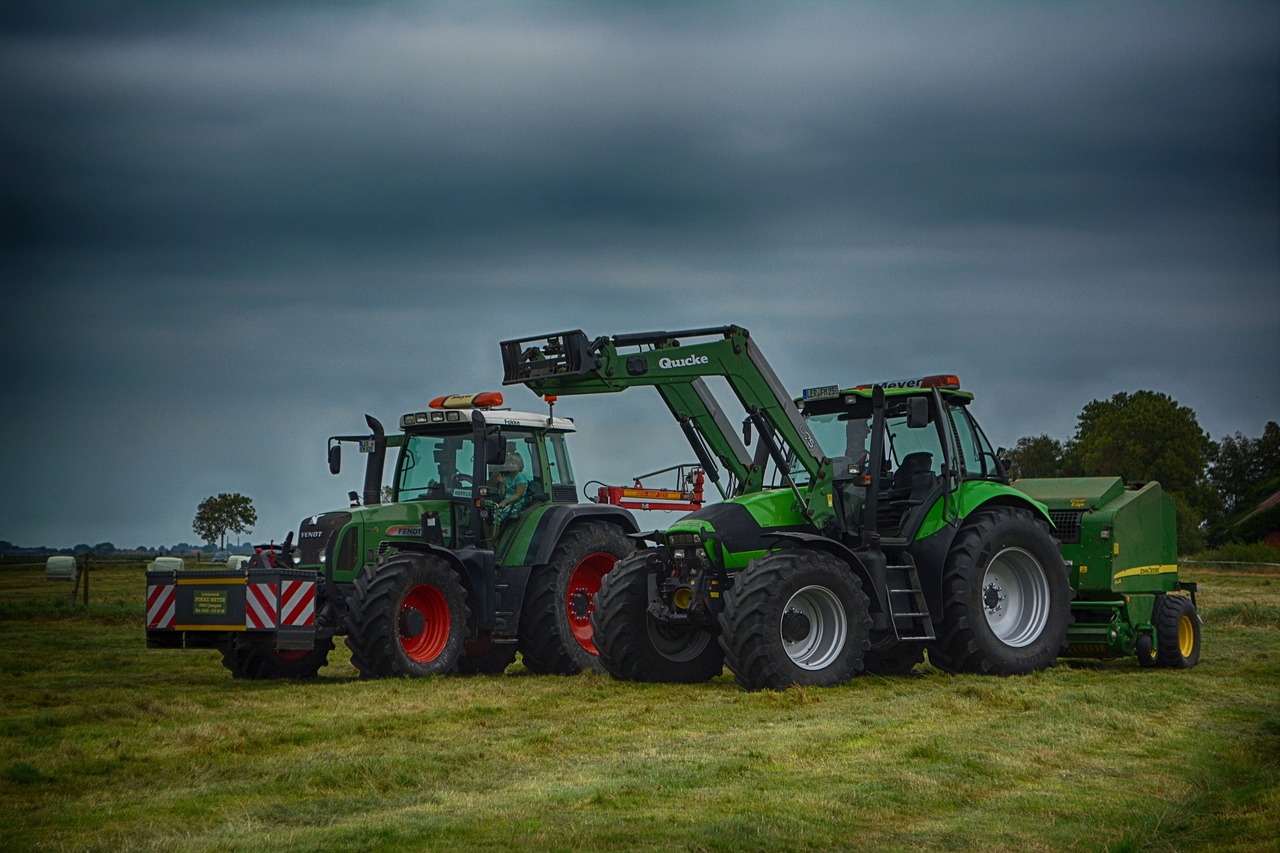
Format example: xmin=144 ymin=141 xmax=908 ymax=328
xmin=485 ymin=428 xmax=507 ymax=466
xmin=907 ymin=397 xmax=930 ymax=429
xmin=328 ymin=443 xmax=341 ymax=475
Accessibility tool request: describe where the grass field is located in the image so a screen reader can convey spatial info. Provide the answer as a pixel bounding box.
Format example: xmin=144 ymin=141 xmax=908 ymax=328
xmin=1 ymin=561 xmax=1277 ymax=852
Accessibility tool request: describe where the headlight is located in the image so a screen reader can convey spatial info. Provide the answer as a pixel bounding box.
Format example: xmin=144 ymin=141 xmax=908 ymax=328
xmin=672 ymin=548 xmax=686 ymax=560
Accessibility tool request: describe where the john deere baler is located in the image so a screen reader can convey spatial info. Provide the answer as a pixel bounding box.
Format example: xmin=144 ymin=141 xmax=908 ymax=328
xmin=1014 ymin=477 xmax=1201 ymax=667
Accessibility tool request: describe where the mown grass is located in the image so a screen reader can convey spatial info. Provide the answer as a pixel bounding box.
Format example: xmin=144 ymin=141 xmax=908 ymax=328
xmin=1 ymin=562 xmax=1277 ymax=852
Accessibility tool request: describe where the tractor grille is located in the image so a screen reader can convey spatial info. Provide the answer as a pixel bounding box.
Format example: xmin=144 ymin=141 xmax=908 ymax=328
xmin=552 ymin=484 xmax=578 ymax=503
xmin=1049 ymin=510 xmax=1083 ymax=544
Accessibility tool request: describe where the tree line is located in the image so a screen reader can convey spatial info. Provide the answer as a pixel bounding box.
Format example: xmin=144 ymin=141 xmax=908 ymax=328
xmin=1004 ymin=390 xmax=1279 ymax=552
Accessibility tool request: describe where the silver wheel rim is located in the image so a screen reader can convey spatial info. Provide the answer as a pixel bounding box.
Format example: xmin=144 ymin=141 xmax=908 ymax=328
xmin=780 ymin=585 xmax=847 ymax=670
xmin=647 ymin=618 xmax=711 ymax=662
xmin=981 ymin=547 xmax=1051 ymax=647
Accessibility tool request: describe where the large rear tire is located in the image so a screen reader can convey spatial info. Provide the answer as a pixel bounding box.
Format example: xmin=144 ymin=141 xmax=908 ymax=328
xmin=590 ymin=551 xmax=725 ymax=683
xmin=1153 ymin=594 xmax=1201 ymax=668
xmin=218 ymin=637 xmax=334 ymax=679
xmin=719 ymin=549 xmax=871 ymax=691
xmin=518 ymin=522 xmax=633 ymax=675
xmin=928 ymin=507 xmax=1071 ymax=675
xmin=346 ymin=554 xmax=469 ymax=678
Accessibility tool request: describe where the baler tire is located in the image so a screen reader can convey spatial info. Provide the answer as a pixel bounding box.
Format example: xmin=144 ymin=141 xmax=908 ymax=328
xmin=518 ymin=522 xmax=633 ymax=675
xmin=1136 ymin=632 xmax=1158 ymax=668
xmin=928 ymin=507 xmax=1071 ymax=676
xmin=456 ymin=639 xmax=518 ymax=675
xmin=863 ymin=642 xmax=925 ymax=676
xmin=345 ymin=554 xmax=468 ymax=678
xmin=591 ymin=551 xmax=724 ymax=683
xmin=218 ymin=637 xmax=334 ymax=679
xmin=718 ymin=549 xmax=871 ymax=691
xmin=1153 ymin=594 xmax=1201 ymax=668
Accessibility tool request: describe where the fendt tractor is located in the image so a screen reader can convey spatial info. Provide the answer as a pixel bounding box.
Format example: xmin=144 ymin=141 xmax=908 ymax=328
xmin=501 ymin=325 xmax=1202 ymax=690
xmin=146 ymin=393 xmax=640 ymax=678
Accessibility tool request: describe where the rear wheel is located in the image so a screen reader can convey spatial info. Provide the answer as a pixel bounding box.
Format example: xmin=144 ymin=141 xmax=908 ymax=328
xmin=1154 ymin=594 xmax=1201 ymax=668
xmin=719 ymin=549 xmax=871 ymax=691
xmin=219 ymin=637 xmax=334 ymax=679
xmin=518 ymin=522 xmax=633 ymax=674
xmin=928 ymin=507 xmax=1071 ymax=675
xmin=346 ymin=554 xmax=469 ymax=678
xmin=591 ymin=551 xmax=724 ymax=682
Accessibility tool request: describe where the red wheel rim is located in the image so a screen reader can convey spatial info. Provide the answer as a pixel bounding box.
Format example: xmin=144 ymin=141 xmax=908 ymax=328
xmin=565 ymin=552 xmax=617 ymax=655
xmin=401 ymin=584 xmax=450 ymax=662
xmin=275 ymin=650 xmax=308 ymax=662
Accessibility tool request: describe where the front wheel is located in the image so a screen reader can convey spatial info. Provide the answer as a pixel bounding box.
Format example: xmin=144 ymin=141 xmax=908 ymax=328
xmin=929 ymin=507 xmax=1071 ymax=676
xmin=219 ymin=637 xmax=334 ymax=679
xmin=591 ymin=551 xmax=725 ymax=682
xmin=1153 ymin=594 xmax=1201 ymax=668
xmin=345 ymin=554 xmax=469 ymax=678
xmin=718 ymin=549 xmax=871 ymax=691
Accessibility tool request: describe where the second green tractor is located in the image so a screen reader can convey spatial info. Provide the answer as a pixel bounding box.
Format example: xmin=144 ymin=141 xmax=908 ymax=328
xmin=502 ymin=325 xmax=1200 ymax=690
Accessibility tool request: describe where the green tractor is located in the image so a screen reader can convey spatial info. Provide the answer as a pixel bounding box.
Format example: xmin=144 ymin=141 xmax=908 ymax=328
xmin=502 ymin=325 xmax=1200 ymax=690
xmin=146 ymin=392 xmax=639 ymax=678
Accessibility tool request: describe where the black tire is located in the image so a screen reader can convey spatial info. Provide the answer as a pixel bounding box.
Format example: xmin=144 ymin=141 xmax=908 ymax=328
xmin=218 ymin=637 xmax=334 ymax=679
xmin=345 ymin=554 xmax=469 ymax=678
xmin=456 ymin=638 xmax=518 ymax=675
xmin=928 ymin=507 xmax=1071 ymax=676
xmin=718 ymin=549 xmax=871 ymax=691
xmin=1154 ymin=594 xmax=1201 ymax=668
xmin=518 ymin=522 xmax=633 ymax=675
xmin=591 ymin=551 xmax=725 ymax=683
xmin=1136 ymin=631 xmax=1158 ymax=668
xmin=863 ymin=641 xmax=925 ymax=676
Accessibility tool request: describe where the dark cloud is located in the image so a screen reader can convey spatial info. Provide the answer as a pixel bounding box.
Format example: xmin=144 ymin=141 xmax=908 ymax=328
xmin=1 ymin=1 xmax=1276 ymax=547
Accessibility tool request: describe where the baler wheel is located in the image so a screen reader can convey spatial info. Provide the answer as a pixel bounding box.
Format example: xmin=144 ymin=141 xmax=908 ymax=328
xmin=218 ymin=637 xmax=334 ymax=679
xmin=345 ymin=554 xmax=468 ymax=678
xmin=929 ymin=507 xmax=1071 ymax=676
xmin=591 ymin=551 xmax=724 ymax=682
xmin=518 ymin=522 xmax=633 ymax=675
xmin=1153 ymin=594 xmax=1201 ymax=668
xmin=718 ymin=549 xmax=871 ymax=691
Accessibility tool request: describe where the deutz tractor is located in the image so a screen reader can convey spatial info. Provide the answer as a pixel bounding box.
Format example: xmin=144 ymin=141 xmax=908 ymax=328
xmin=502 ymin=325 xmax=1200 ymax=690
xmin=146 ymin=393 xmax=638 ymax=678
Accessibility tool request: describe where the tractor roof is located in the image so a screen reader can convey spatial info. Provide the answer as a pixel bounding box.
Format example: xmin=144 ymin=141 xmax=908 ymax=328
xmin=399 ymin=407 xmax=576 ymax=433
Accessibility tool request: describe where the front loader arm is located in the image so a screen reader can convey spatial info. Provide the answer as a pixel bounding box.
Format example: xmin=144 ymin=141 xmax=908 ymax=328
xmin=500 ymin=326 xmax=832 ymax=523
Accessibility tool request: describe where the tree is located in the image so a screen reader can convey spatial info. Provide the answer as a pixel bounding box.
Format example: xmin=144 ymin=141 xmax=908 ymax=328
xmin=1063 ymin=390 xmax=1217 ymax=552
xmin=1005 ymin=435 xmax=1064 ymax=480
xmin=193 ymin=493 xmax=257 ymax=549
xmin=1210 ymin=421 xmax=1280 ymax=515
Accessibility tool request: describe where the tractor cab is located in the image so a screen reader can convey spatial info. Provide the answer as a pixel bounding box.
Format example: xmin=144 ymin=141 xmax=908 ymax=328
xmin=296 ymin=392 xmax=581 ymax=582
xmin=798 ymin=375 xmax=1007 ymax=544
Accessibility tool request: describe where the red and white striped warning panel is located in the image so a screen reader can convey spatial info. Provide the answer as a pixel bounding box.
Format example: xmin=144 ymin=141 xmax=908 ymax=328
xmin=280 ymin=579 xmax=316 ymax=627
xmin=147 ymin=583 xmax=176 ymax=629
xmin=245 ymin=582 xmax=278 ymax=629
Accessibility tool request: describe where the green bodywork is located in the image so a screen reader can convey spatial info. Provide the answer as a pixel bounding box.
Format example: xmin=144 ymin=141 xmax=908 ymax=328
xmin=1014 ymin=477 xmax=1181 ymax=657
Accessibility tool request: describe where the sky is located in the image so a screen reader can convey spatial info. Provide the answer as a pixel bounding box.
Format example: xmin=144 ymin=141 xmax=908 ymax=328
xmin=2 ymin=1 xmax=1277 ymax=550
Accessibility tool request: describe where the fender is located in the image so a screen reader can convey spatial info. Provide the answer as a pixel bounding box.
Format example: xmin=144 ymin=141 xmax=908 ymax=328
xmin=763 ymin=531 xmax=886 ymax=616
xmin=523 ymin=504 xmax=640 ymax=567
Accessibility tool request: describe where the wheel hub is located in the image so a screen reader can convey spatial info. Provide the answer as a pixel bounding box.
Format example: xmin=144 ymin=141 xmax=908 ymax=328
xmin=399 ymin=607 xmax=426 ymax=637
xmin=781 ymin=608 xmax=812 ymax=643
xmin=983 ymin=582 xmax=1006 ymax=614
xmin=570 ymin=589 xmax=592 ymax=620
